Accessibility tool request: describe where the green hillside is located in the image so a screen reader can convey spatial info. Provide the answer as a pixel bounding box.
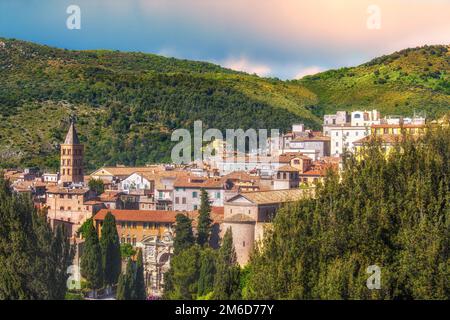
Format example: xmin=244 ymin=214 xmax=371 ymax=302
xmin=0 ymin=38 xmax=448 ymax=171
xmin=298 ymin=45 xmax=450 ymax=117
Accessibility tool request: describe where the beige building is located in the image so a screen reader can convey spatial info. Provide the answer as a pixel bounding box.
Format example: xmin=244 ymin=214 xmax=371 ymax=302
xmin=46 ymin=186 xmax=99 ymax=237
xmin=223 ymin=188 xmax=312 ymax=266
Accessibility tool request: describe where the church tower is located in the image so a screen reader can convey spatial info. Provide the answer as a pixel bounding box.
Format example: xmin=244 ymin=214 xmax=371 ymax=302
xmin=60 ymin=119 xmax=84 ymax=185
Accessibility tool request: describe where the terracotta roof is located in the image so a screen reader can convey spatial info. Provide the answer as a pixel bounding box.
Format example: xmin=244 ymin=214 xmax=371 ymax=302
xmin=99 ymin=191 xmax=123 ymax=202
xmin=46 ymin=186 xmax=90 ymax=194
xmin=277 ymin=165 xmax=300 ymax=172
xmin=94 ymin=209 xmax=179 ymax=223
xmin=174 ymin=176 xmax=225 ymax=189
xmin=91 ymin=166 xmax=165 ymax=177
xmin=228 ymin=188 xmax=312 ymax=205
xmin=94 ymin=208 xmax=224 ymax=225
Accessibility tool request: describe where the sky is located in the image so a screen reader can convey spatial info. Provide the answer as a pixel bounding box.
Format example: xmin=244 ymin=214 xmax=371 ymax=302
xmin=0 ymin=0 xmax=449 ymax=79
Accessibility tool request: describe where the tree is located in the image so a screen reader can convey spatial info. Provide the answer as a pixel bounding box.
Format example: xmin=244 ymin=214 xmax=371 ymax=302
xmin=166 ymin=245 xmax=201 ymax=300
xmin=0 ymin=175 xmax=74 ymax=299
xmin=246 ymin=124 xmax=450 ymax=299
xmin=120 ymin=243 xmax=136 ymax=259
xmin=134 ymin=249 xmax=147 ymax=300
xmin=80 ymin=220 xmax=103 ymax=291
xmin=88 ymin=178 xmax=104 ymax=195
xmin=116 ymin=258 xmax=133 ymax=300
xmin=213 ymin=228 xmax=241 ymax=300
xmin=173 ymin=214 xmax=195 ymax=255
xmin=100 ymin=212 xmax=121 ymax=288
xmin=197 ymin=189 xmax=212 ymax=246
xmin=197 ymin=248 xmax=216 ymax=297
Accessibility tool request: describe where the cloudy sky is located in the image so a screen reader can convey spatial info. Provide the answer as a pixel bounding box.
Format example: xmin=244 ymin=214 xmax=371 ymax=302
xmin=0 ymin=0 xmax=449 ymax=79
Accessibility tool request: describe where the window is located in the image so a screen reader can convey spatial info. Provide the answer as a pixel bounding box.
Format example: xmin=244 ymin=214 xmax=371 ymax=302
xmin=243 ymin=241 xmax=246 ymax=247
xmin=121 ymin=237 xmax=125 ymax=243
xmin=143 ymin=223 xmax=147 ymax=229
xmin=193 ymin=205 xmax=198 ymax=210
xmin=67 ymin=207 xmax=71 ymax=210
xmin=216 ymin=192 xmax=221 ymax=199
xmin=175 ymin=197 xmax=179 ymax=204
xmin=60 ymin=206 xmax=64 ymax=210
xmin=68 ymin=194 xmax=72 ymax=199
xmin=62 ymin=169 xmax=65 ymax=175
xmin=121 ymin=222 xmax=125 ymax=228
xmin=132 ymin=238 xmax=136 ymax=246
xmin=335 ymin=132 xmax=338 ymax=136
xmin=192 ymin=191 xmax=198 ymax=198
xmin=127 ymin=222 xmax=132 ymax=228
xmin=59 ymin=194 xmax=64 ymax=199
xmin=133 ymin=222 xmax=137 ymax=229
xmin=182 ymin=197 xmax=186 ymax=204
xmin=67 ymin=169 xmax=71 ymax=175
xmin=336 ymin=142 xmax=339 ymax=147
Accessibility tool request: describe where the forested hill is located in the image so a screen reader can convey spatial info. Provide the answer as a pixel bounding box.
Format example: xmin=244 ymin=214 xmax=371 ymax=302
xmin=298 ymin=45 xmax=449 ymax=116
xmin=0 ymin=38 xmax=448 ymax=170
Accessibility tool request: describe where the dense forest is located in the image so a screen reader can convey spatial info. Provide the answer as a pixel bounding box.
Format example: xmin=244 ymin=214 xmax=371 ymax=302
xmin=0 ymin=38 xmax=448 ymax=171
xmin=244 ymin=122 xmax=450 ymax=299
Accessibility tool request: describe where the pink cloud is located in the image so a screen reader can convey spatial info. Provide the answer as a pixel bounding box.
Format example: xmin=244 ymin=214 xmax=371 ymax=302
xmin=222 ymin=56 xmax=272 ymax=77
xmin=295 ymin=66 xmax=325 ymax=79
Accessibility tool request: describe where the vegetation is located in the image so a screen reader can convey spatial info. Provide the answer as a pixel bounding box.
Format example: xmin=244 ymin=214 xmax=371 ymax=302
xmin=80 ymin=220 xmax=103 ymax=291
xmin=100 ymin=212 xmax=121 ymax=288
xmin=197 ymin=189 xmax=212 ymax=246
xmin=1 ymin=38 xmax=447 ymax=171
xmin=116 ymin=249 xmax=146 ymax=300
xmin=88 ymin=178 xmax=105 ymax=195
xmin=298 ymin=45 xmax=450 ymax=118
xmin=213 ymin=228 xmax=242 ymax=300
xmin=0 ymin=175 xmax=74 ymax=299
xmin=120 ymin=243 xmax=136 ymax=259
xmin=173 ymin=214 xmax=195 ymax=255
xmin=245 ymin=122 xmax=450 ymax=299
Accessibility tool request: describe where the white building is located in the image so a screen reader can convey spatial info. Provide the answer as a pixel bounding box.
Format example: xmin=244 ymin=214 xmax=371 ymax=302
xmin=173 ymin=176 xmax=228 ymax=211
xmin=324 ymin=110 xmax=381 ymax=156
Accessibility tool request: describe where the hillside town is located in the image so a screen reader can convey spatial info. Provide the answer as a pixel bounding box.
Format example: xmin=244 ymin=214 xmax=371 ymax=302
xmin=2 ymin=109 xmax=432 ymax=297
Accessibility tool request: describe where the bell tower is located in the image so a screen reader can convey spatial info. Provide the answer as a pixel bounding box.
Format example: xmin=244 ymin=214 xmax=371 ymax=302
xmin=60 ymin=117 xmax=84 ymax=185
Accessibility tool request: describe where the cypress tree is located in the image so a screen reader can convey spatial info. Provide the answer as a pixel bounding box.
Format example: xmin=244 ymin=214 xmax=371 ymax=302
xmin=213 ymin=228 xmax=241 ymax=300
xmin=246 ymin=123 xmax=450 ymax=299
xmin=100 ymin=212 xmax=121 ymax=288
xmin=173 ymin=214 xmax=195 ymax=255
xmin=167 ymin=245 xmax=201 ymax=299
xmin=0 ymin=175 xmax=74 ymax=299
xmin=134 ymin=249 xmax=147 ymax=300
xmin=116 ymin=258 xmax=133 ymax=300
xmin=197 ymin=189 xmax=212 ymax=246
xmin=80 ymin=220 xmax=103 ymax=291
xmin=197 ymin=247 xmax=216 ymax=297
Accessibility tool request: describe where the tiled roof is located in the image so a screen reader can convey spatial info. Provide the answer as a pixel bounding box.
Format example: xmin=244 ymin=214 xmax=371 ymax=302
xmin=94 ymin=207 xmax=224 ymax=225
xmin=277 ymin=165 xmax=300 ymax=172
xmin=46 ymin=186 xmax=90 ymax=194
xmin=94 ymin=209 xmax=179 ymax=223
xmin=99 ymin=191 xmax=123 ymax=202
xmin=173 ymin=176 xmax=226 ymax=189
xmin=229 ymin=188 xmax=312 ymax=205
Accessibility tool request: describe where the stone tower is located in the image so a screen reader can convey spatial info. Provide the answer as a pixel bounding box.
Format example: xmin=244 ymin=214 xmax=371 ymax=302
xmin=60 ymin=119 xmax=84 ymax=185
